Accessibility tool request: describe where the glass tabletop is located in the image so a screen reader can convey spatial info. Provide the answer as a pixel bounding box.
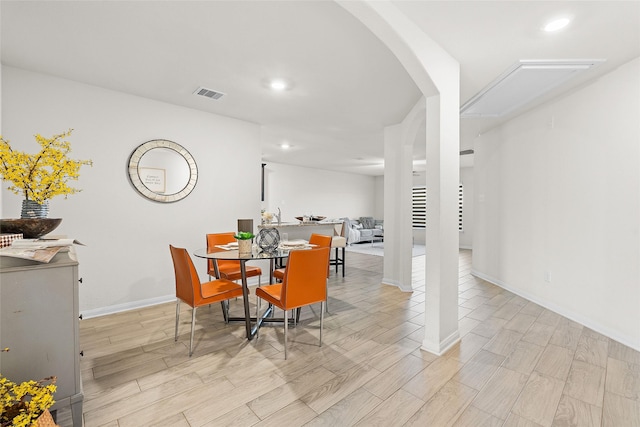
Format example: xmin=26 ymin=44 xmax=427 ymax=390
xmin=193 ymin=246 xmax=293 ymax=261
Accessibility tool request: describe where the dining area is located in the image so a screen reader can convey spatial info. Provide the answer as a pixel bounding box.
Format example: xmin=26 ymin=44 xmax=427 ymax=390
xmin=169 ymin=226 xmax=335 ymax=359
xmin=77 ymin=245 xmax=393 ymax=427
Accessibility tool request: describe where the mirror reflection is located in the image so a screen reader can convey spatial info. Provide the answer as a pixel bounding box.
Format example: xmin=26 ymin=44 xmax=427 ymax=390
xmin=138 ymin=147 xmax=191 ymax=194
xmin=127 ymin=139 xmax=198 ymax=203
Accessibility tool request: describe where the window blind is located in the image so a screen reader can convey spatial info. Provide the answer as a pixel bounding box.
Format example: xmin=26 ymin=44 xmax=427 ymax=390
xmin=412 ymin=184 xmax=463 ymax=230
xmin=412 ymin=186 xmax=426 ymax=229
xmin=459 ymin=183 xmax=464 ymax=232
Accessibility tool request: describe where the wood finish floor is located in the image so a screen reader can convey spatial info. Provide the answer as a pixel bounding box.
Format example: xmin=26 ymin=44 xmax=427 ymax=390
xmin=68 ymin=250 xmax=640 ymax=426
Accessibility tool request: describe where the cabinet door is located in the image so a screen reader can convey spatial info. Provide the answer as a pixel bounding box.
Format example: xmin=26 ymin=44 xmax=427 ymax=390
xmin=1 ymin=264 xmax=78 ymax=399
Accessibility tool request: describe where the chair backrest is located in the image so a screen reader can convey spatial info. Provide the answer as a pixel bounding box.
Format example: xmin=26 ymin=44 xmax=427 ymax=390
xmin=309 ymin=233 xmax=332 ymax=277
xmin=169 ymin=245 xmax=201 ymax=307
xmin=309 ymin=233 xmax=332 ymax=248
xmin=281 ymin=247 xmax=331 ymax=309
xmin=206 ymin=232 xmax=240 ymax=272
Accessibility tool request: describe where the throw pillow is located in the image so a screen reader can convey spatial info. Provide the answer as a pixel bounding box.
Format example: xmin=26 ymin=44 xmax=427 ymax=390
xmin=360 ymin=217 xmax=375 ymax=229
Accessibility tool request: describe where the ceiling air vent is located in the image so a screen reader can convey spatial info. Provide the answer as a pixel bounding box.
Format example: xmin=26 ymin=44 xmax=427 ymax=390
xmin=460 ymin=59 xmax=605 ymax=118
xmin=193 ymin=87 xmax=225 ymax=100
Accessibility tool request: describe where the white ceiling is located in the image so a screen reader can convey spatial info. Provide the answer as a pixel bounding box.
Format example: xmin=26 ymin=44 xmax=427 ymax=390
xmin=2 ymin=1 xmax=639 ymax=176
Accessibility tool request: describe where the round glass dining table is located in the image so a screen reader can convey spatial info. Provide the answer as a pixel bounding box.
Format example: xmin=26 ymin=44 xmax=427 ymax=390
xmin=193 ymin=245 xmax=295 ymax=340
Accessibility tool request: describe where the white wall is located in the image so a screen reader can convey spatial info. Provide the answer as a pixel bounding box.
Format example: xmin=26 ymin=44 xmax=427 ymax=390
xmin=374 ymin=175 xmax=384 ymax=219
xmin=459 ymin=166 xmax=474 ymax=249
xmin=473 ymin=57 xmax=640 ymax=350
xmin=2 ymin=66 xmax=263 ymax=317
xmin=262 ymin=161 xmax=376 ymax=222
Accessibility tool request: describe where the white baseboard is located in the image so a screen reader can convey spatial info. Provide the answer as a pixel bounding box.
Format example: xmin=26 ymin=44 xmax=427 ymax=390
xmin=82 ymin=294 xmax=176 ymax=319
xmin=382 ymin=277 xmax=414 ymax=292
xmin=82 ymin=276 xmax=262 ymax=319
xmin=382 ymin=277 xmax=400 ymax=288
xmin=471 ymin=269 xmax=640 ymax=352
xmin=421 ymin=330 xmax=461 ymax=356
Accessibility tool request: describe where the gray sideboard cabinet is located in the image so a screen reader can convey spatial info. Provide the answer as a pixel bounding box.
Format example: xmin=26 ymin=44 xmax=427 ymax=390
xmin=0 ymin=248 xmax=83 ymax=426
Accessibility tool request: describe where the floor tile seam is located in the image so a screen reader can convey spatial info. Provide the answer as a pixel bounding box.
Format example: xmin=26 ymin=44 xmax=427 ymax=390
xmin=325 ymin=388 xmax=386 ymax=426
xmin=85 ymin=373 xmax=207 ymax=426
xmin=81 ymin=380 xmax=142 ymax=412
xmin=555 ymin=356 xmax=609 ymax=426
xmin=91 ymin=355 xmax=168 ymax=381
xmin=606 ymin=353 xmax=640 ymax=371
xmin=604 ymin=356 xmax=640 ymax=400
xmin=519 ymin=370 xmax=570 ymax=427
xmin=466 ymin=364 xmax=526 ymax=421
xmin=561 ymin=355 xmax=606 ymax=409
xmin=603 ymin=386 xmax=640 ymax=407
xmin=417 ymin=378 xmax=479 ymax=426
xmin=398 ymin=377 xmax=434 ymax=405
xmin=299 ymin=364 xmax=383 ymax=415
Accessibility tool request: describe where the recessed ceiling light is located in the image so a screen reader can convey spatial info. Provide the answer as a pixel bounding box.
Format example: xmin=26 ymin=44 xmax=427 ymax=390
xmin=270 ymin=80 xmax=288 ymax=91
xmin=544 ymin=17 xmax=571 ymax=32
xmin=280 ymin=143 xmax=290 ymax=149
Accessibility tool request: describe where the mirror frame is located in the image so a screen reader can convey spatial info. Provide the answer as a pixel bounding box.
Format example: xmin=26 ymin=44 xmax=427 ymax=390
xmin=127 ymin=139 xmax=198 ymax=203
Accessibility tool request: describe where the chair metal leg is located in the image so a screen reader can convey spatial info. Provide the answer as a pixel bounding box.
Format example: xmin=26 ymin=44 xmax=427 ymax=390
xmin=284 ymin=307 xmax=288 ymax=360
xmin=189 ymin=307 xmax=197 ymax=357
xmin=174 ymin=300 xmax=180 ymax=342
xmin=341 ymin=247 xmax=345 ymax=277
xmin=256 ymin=297 xmax=261 ymax=339
xmin=320 ymin=301 xmax=325 ymax=347
xmin=325 ymin=280 xmax=329 ymax=314
xmin=221 ymin=300 xmax=229 ymax=323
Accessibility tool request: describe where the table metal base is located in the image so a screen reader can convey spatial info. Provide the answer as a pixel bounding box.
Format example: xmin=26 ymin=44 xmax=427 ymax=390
xmin=227 ymin=304 xmax=298 ymax=340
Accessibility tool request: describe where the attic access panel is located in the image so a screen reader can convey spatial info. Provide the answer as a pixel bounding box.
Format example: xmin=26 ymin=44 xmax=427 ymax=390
xmin=460 ymin=59 xmax=605 ymax=118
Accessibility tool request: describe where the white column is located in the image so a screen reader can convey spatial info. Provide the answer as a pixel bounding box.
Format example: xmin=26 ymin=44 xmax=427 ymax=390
xmin=423 ymin=95 xmax=460 ymax=354
xmin=382 ymin=125 xmax=413 ymax=291
xmin=339 ymin=0 xmax=460 ymax=355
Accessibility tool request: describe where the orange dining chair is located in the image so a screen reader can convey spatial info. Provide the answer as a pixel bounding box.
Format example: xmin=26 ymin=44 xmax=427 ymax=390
xmin=206 ymin=232 xmax=262 ymax=285
xmin=170 ymin=245 xmax=244 ymax=357
xmin=255 ymin=247 xmax=331 ymax=359
xmin=273 ymin=233 xmax=332 ymax=281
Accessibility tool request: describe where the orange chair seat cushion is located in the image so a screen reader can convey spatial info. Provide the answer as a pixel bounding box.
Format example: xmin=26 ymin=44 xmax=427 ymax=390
xmin=218 ymin=265 xmax=262 ymax=281
xmin=256 ymin=280 xmax=326 ymax=311
xmin=273 ymin=268 xmax=285 ymax=281
xmin=198 ymin=279 xmax=244 ymax=304
xmin=255 ymin=283 xmax=284 ymax=309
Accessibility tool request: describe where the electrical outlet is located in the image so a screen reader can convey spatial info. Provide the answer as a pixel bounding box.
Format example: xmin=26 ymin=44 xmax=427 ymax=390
xmin=544 ymin=271 xmax=551 ymax=283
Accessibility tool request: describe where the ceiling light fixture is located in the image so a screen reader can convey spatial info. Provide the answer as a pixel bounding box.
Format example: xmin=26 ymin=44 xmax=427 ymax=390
xmin=544 ymin=18 xmax=571 ymax=32
xmin=270 ymin=80 xmax=288 ymax=91
xmin=280 ymin=143 xmax=290 ymax=149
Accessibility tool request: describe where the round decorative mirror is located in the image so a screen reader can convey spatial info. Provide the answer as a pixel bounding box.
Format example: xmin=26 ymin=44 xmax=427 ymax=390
xmin=127 ymin=139 xmax=198 ymax=203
